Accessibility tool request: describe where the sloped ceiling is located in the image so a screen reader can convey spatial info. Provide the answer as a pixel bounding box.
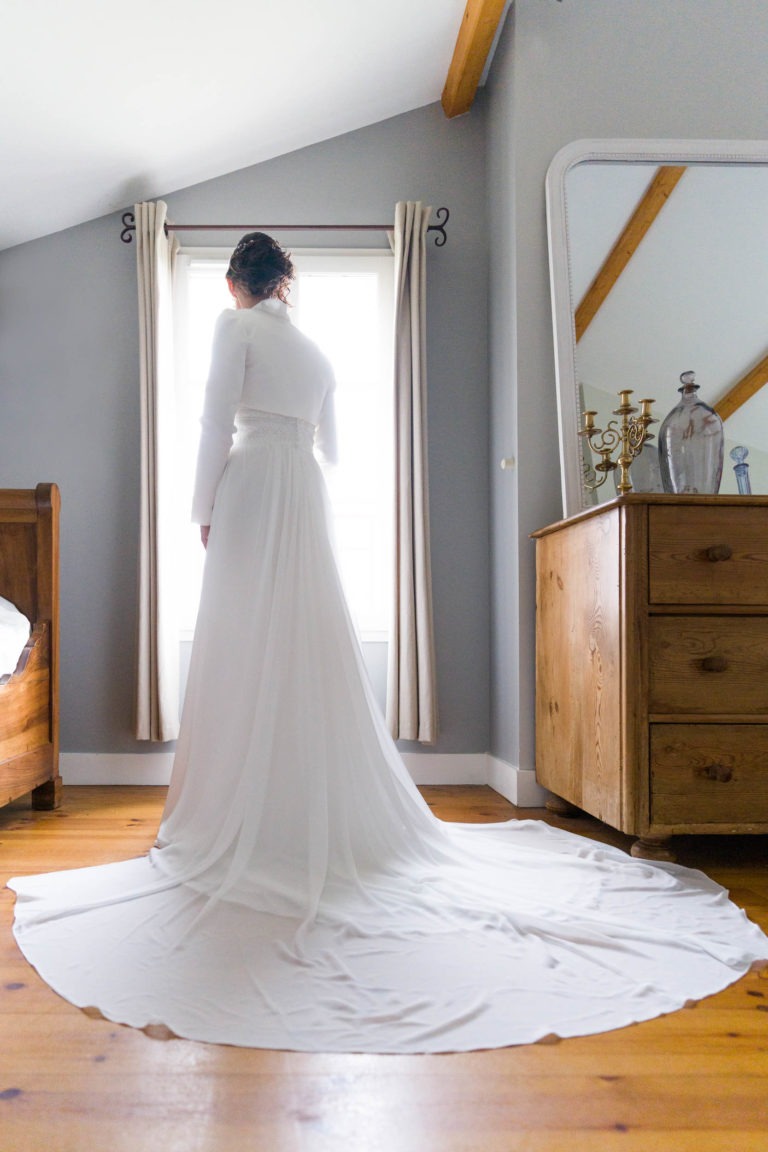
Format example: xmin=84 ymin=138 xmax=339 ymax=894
xmin=0 ymin=0 xmax=471 ymax=251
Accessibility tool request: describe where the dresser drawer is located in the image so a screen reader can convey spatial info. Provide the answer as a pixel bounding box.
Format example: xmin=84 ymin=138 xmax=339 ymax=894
xmin=649 ymin=616 xmax=768 ymax=715
xmin=651 ymin=724 xmax=768 ymax=825
xmin=649 ymin=506 xmax=768 ymax=604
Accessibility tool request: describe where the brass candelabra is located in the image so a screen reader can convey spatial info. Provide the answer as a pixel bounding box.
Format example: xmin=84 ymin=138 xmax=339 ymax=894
xmin=579 ymin=390 xmax=657 ymax=495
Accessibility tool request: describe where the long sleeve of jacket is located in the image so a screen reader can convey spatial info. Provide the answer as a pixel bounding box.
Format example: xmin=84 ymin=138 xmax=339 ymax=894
xmin=191 ymin=310 xmax=245 ymax=524
xmin=314 ymin=387 xmax=338 ymax=466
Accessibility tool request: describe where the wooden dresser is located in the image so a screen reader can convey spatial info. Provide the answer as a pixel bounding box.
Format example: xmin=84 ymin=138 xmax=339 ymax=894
xmin=532 ymin=494 xmax=768 ymax=859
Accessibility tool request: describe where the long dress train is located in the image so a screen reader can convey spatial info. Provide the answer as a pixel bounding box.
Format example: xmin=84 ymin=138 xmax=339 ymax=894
xmin=8 ymin=309 xmax=768 ymax=1053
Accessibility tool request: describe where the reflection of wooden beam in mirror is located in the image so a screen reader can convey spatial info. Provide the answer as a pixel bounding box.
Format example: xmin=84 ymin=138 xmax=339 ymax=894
xmin=715 ymin=350 xmax=768 ymax=421
xmin=441 ymin=0 xmax=509 ymax=119
xmin=575 ymin=166 xmax=687 ymax=342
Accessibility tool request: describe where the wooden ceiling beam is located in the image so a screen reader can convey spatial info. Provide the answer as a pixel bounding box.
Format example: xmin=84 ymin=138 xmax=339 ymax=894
xmin=442 ymin=0 xmax=509 ymax=119
xmin=715 ymin=350 xmax=768 ymax=422
xmin=575 ymin=165 xmax=687 ymax=342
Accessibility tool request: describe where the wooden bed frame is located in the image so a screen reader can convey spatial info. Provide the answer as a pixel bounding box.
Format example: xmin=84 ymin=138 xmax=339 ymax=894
xmin=0 ymin=484 xmax=61 ymax=809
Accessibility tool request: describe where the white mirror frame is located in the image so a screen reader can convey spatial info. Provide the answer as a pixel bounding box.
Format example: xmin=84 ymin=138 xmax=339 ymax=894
xmin=545 ymin=138 xmax=768 ymax=519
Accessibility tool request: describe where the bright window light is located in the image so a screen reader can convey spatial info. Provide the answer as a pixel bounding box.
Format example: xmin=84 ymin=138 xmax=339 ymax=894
xmin=173 ymin=248 xmax=394 ymax=641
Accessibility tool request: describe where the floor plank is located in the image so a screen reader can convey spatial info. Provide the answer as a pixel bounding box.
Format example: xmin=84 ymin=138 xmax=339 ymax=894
xmin=1 ymin=785 xmax=766 ymax=1151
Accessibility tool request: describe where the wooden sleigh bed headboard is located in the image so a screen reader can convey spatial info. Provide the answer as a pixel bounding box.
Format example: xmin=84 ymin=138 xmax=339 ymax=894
xmin=0 ymin=483 xmax=61 ymax=809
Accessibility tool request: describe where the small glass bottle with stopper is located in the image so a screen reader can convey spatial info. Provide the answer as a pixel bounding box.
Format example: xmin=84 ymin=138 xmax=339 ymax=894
xmin=730 ymin=445 xmax=752 ymax=495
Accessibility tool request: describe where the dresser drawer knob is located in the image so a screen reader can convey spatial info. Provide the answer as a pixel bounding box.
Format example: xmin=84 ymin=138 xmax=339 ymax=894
xmin=696 ymin=764 xmax=733 ymax=784
xmin=700 ymin=654 xmax=729 ymax=673
xmin=705 ymin=544 xmax=733 ymax=562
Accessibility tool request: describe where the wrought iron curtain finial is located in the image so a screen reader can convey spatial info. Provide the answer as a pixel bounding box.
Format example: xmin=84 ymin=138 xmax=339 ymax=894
xmin=430 ymin=207 xmax=449 ymax=246
xmin=120 ymin=211 xmax=135 ymax=243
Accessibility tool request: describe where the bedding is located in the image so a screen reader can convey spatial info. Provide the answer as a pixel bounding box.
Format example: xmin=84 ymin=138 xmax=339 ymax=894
xmin=0 ymin=595 xmax=31 ymax=679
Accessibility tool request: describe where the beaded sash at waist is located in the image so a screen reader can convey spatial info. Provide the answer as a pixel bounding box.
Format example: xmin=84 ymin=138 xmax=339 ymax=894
xmin=234 ymin=408 xmax=315 ymax=451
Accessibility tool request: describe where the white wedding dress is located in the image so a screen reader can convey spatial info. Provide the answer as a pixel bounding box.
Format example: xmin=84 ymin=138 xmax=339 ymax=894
xmin=9 ymin=301 xmax=768 ymax=1052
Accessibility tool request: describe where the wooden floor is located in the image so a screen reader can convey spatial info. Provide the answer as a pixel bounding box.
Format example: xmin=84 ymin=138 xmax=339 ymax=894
xmin=1 ymin=785 xmax=767 ymax=1152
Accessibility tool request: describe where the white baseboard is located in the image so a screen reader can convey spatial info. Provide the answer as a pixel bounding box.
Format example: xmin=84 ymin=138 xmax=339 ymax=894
xmin=60 ymin=751 xmax=548 ymax=808
xmin=487 ymin=755 xmax=549 ymax=808
xmin=399 ymin=752 xmax=487 ymax=786
xmin=61 ymin=752 xmax=174 ymax=786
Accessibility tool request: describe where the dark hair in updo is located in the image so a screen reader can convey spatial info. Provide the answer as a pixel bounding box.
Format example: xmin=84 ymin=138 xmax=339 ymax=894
xmin=226 ymin=232 xmax=294 ymax=302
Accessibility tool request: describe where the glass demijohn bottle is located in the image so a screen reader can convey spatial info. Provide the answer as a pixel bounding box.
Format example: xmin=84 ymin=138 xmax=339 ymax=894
xmin=658 ymin=371 xmax=724 ymax=494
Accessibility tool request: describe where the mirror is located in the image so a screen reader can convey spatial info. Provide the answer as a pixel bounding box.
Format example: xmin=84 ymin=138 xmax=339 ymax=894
xmin=546 ymin=139 xmax=768 ymax=518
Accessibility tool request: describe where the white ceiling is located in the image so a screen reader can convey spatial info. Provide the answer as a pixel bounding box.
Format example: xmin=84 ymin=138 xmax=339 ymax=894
xmin=0 ymin=0 xmax=470 ymax=251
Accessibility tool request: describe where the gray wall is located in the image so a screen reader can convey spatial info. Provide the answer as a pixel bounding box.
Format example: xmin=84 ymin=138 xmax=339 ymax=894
xmin=485 ymin=0 xmax=768 ymax=771
xmin=0 ymin=102 xmax=490 ymax=757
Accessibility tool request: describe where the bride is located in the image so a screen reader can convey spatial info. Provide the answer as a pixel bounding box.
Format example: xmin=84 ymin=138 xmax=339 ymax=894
xmin=9 ymin=233 xmax=768 ymax=1053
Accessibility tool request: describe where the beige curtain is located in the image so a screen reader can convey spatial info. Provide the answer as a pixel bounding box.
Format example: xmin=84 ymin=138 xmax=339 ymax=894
xmin=386 ymin=201 xmax=438 ymax=744
xmin=135 ymin=201 xmax=180 ymax=741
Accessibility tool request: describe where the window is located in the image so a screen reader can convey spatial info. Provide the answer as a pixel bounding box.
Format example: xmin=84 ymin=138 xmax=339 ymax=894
xmin=173 ymin=248 xmax=394 ymax=641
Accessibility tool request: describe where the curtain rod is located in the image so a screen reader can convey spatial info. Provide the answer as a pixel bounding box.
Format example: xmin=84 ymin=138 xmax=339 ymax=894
xmin=120 ymin=207 xmax=449 ymax=247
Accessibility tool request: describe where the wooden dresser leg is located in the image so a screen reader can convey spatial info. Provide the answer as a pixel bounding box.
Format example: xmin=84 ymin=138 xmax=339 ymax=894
xmin=32 ymin=775 xmax=62 ymax=810
xmin=545 ymin=793 xmax=581 ymax=817
xmin=631 ymin=835 xmax=676 ymax=862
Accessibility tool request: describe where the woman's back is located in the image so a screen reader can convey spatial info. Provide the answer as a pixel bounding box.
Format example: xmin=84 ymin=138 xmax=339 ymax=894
xmin=232 ymin=300 xmax=335 ymax=425
xmin=192 ymin=299 xmax=336 ymax=524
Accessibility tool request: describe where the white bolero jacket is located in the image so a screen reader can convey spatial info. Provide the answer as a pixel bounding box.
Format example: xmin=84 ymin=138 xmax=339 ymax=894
xmin=191 ymin=299 xmax=337 ymax=524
